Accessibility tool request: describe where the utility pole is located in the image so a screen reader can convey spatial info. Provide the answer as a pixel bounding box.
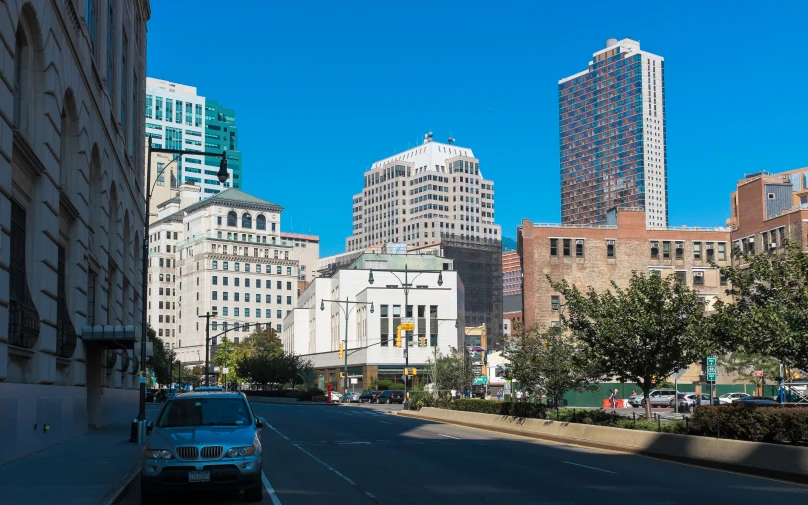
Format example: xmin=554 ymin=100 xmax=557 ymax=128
xmin=198 ymin=311 xmax=218 ymax=386
xmin=321 ymin=298 xmax=374 ymax=395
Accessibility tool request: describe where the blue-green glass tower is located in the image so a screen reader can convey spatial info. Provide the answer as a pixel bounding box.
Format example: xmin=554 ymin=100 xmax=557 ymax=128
xmin=204 ymin=98 xmax=242 ymax=191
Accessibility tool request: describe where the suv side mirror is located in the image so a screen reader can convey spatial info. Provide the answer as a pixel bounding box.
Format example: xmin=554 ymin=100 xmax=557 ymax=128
xmin=256 ymin=417 xmax=265 ymax=428
xmin=146 ymin=421 xmax=153 ymax=434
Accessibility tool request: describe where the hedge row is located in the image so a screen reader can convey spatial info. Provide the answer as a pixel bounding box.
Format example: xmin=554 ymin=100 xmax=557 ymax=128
xmin=689 ymin=405 xmax=808 ymax=444
xmin=411 ymin=397 xmax=549 ymax=419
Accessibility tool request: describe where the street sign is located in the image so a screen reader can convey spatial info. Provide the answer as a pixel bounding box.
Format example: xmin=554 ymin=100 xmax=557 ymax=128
xmin=706 ymin=356 xmax=717 ymax=366
xmin=192 ymin=366 xmax=201 ymax=374
xmin=401 ymin=374 xmax=407 ymax=381
xmin=504 ymin=380 xmax=512 ymax=395
xmin=223 ymin=367 xmax=229 ymax=374
xmin=350 ymin=378 xmax=358 ymax=384
xmin=753 ymin=370 xmax=764 ymax=377
xmin=400 ymin=323 xmax=415 ymax=331
xmin=402 ymin=317 xmax=415 ymax=325
xmin=214 ymin=366 xmax=221 ymax=373
xmin=706 ymin=355 xmax=717 ymax=382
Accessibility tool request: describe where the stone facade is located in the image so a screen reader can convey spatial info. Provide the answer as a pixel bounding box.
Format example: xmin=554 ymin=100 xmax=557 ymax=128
xmin=0 ymin=0 xmax=151 ymax=464
xmin=518 ymin=209 xmax=733 ymax=330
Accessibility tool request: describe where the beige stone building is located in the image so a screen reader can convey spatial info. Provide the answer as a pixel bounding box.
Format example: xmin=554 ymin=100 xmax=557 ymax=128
xmin=0 ymin=0 xmax=151 ymax=464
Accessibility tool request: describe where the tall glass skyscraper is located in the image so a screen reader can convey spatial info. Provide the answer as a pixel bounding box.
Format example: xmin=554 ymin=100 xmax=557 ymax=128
xmin=558 ymin=38 xmax=667 ymax=227
xmin=144 ymin=78 xmax=242 ymax=196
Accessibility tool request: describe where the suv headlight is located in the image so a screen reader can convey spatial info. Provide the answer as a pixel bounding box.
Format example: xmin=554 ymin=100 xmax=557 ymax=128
xmin=145 ymin=449 xmax=173 ymax=460
xmin=227 ymin=446 xmax=257 ymax=457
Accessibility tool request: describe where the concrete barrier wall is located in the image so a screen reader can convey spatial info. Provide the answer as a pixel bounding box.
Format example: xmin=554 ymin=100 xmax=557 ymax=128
xmin=404 ymin=407 xmax=808 ymax=480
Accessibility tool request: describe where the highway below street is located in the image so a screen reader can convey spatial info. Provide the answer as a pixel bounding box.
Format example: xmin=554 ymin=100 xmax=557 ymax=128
xmin=123 ymin=402 xmax=808 ymax=505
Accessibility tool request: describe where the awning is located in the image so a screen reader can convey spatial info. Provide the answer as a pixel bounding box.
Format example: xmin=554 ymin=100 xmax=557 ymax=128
xmin=80 ymin=325 xmax=137 ymax=350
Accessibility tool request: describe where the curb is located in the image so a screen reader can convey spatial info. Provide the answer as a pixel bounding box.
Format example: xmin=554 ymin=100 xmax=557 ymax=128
xmin=98 ymin=462 xmax=140 ymax=505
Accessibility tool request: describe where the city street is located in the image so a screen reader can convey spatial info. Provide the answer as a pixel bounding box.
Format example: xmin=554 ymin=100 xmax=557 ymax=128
xmin=121 ymin=403 xmax=808 ymax=505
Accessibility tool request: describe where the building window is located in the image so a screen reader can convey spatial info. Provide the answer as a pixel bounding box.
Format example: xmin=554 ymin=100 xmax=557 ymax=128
xmin=223 ymin=307 xmax=228 ymax=316
xmin=674 ymin=271 xmax=686 ymax=284
xmin=106 ymin=1 xmax=115 ymax=92
xmin=276 ymin=310 xmax=282 ymax=319
xmin=265 ymin=309 xmax=271 ymax=318
xmin=223 ymin=261 xmax=229 ymax=270
xmin=550 ymin=238 xmax=558 ymax=257
xmin=242 ymin=213 xmax=252 ymax=228
xmin=575 ymin=240 xmax=584 ymax=257
xmin=227 ymin=211 xmax=237 ymax=226
xmin=212 ymin=276 xmax=218 ymax=285
xmin=276 ymin=295 xmax=281 ymax=304
xmin=720 ymin=273 xmax=728 ymax=286
xmin=86 ymin=0 xmax=98 ymax=55
xmin=693 ymin=271 xmax=704 ymax=286
xmin=120 ymin=31 xmax=127 ymax=130
xmin=650 ymin=242 xmax=659 ymax=259
xmin=563 ymin=239 xmax=571 ymax=257
xmin=212 ymin=260 xmax=218 ymax=269
xmin=718 ymin=242 xmax=726 ymax=261
xmin=606 ymin=240 xmax=615 ymax=258
xmin=663 ymin=241 xmax=671 ymax=259
xmin=223 ymin=277 xmax=228 ymax=286
xmin=706 ymin=243 xmax=715 ymax=261
xmin=257 ymin=215 xmax=266 ymax=230
xmin=694 ymin=242 xmax=702 ymax=260
xmin=234 ymin=308 xmax=239 ymax=317
xmin=675 ymin=242 xmax=684 ymax=259
xmin=551 ymin=295 xmax=559 ymax=310
xmin=287 ymin=296 xmax=292 ymax=305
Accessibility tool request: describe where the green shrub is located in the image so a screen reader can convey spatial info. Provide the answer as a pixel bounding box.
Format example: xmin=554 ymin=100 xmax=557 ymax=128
xmin=377 ymin=380 xmax=394 ymax=391
xmin=388 ymin=383 xmax=405 ymax=391
xmin=689 ymin=404 xmax=808 ymax=443
xmin=311 ymin=395 xmax=326 ymax=402
xmin=285 ymin=391 xmax=299 ymax=398
xmin=298 ymin=387 xmax=325 ymax=401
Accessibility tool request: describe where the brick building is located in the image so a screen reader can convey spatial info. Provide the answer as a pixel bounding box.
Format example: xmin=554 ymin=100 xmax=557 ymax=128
xmin=727 ymin=170 xmax=808 ymax=258
xmin=502 ymin=250 xmax=522 ymax=296
xmin=518 ymin=208 xmax=732 ymax=330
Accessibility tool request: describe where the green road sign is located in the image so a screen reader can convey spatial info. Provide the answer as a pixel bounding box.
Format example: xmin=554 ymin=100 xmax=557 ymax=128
xmin=707 ymin=356 xmax=717 ymax=381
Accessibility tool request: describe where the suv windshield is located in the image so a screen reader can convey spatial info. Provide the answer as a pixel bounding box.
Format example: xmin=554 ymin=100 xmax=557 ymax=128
xmin=157 ymin=397 xmax=252 ymax=427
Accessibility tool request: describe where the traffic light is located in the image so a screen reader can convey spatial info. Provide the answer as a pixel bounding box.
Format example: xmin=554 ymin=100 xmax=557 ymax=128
xmin=395 ymin=327 xmax=402 ymax=348
xmin=412 ymin=368 xmax=417 ymax=376
xmin=338 ymin=342 xmax=344 ymax=359
xmin=339 ymin=372 xmax=345 ymax=378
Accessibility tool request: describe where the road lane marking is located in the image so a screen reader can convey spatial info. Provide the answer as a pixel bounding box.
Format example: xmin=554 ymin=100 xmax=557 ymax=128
xmin=563 ymin=461 xmax=617 ymax=474
xmin=437 ymin=433 xmax=460 ymax=440
xmin=379 ymin=421 xmax=391 ymax=424
xmin=262 ymin=472 xmax=282 ymax=505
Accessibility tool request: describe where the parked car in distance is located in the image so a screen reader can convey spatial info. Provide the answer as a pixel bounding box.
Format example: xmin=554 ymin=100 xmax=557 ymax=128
xmin=140 ymin=392 xmax=265 ymax=504
xmin=632 ymin=389 xmax=677 ymax=407
xmin=627 ymin=394 xmax=644 ymax=408
xmin=359 ymin=391 xmax=381 ymax=403
xmin=737 ymin=395 xmax=780 ymax=406
xmin=145 ymin=389 xmax=157 ymax=402
xmin=378 ymin=390 xmax=405 ymax=404
xmin=341 ymin=392 xmax=360 ymax=403
xmin=719 ymin=392 xmax=750 ymax=404
xmin=329 ymin=392 xmax=343 ymax=402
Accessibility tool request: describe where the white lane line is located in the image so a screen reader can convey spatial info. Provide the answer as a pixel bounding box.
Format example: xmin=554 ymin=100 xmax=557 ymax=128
xmin=437 ymin=433 xmax=460 ymax=440
xmin=563 ymin=461 xmax=618 ymax=474
xmin=262 ymin=472 xmax=283 ymax=505
xmin=379 ymin=421 xmax=391 ymax=424
xmin=267 ymin=423 xmax=356 ymax=485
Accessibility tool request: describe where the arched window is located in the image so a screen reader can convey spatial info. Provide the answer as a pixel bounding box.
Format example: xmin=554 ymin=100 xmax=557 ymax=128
xmin=256 ymin=215 xmax=266 ymax=230
xmin=242 ymin=213 xmax=252 ymax=229
xmin=227 ymin=211 xmax=237 ymax=227
xmin=13 ymin=17 xmax=34 ymax=138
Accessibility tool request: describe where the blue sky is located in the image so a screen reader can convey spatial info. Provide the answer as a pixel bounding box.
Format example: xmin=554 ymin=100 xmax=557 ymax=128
xmin=147 ymin=1 xmax=808 ymax=256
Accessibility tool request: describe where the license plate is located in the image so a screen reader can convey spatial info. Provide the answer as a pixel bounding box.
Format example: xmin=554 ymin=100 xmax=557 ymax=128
xmin=188 ymin=471 xmax=210 ymax=483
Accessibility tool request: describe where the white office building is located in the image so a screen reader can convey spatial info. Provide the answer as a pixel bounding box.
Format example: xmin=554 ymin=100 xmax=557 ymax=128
xmin=283 ymin=252 xmax=464 ymax=389
xmin=148 ymin=185 xmax=311 ymax=366
xmin=346 ymin=132 xmax=501 ymax=251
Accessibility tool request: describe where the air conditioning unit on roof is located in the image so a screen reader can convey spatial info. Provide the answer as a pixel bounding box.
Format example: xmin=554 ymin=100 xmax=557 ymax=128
xmin=694 ymin=271 xmax=704 ymax=277
xmin=651 ymin=241 xmax=659 ymax=248
xmin=576 ymin=239 xmax=584 ymax=245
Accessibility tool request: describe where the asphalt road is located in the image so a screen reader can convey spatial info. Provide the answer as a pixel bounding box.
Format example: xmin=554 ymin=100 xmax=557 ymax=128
xmin=122 ymin=402 xmax=808 ymax=505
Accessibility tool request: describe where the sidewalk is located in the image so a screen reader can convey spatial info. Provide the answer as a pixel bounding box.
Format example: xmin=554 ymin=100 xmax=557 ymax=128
xmin=0 ymin=403 xmax=162 ymax=505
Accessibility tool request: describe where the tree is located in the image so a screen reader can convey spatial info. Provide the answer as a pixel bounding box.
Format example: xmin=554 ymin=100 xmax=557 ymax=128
xmin=502 ymin=325 xmax=598 ymax=406
xmin=243 ymin=327 xmax=283 ymax=357
xmin=297 ymin=362 xmax=318 ymax=389
xmin=710 ymin=243 xmax=808 ymax=372
xmin=433 ymin=347 xmax=474 ymax=394
xmin=213 ymin=336 xmax=246 ymax=385
xmin=550 ymin=272 xmax=710 ymax=419
xmin=147 ymin=325 xmax=173 ymax=386
xmin=718 ymin=353 xmax=780 ymax=395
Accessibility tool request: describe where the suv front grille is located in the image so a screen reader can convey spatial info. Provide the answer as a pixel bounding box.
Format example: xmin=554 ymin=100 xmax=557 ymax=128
xmin=201 ymin=446 xmax=223 ymax=459
xmin=176 ymin=446 xmax=199 ymax=460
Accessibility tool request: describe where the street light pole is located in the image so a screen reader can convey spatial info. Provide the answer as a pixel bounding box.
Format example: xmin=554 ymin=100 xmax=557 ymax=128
xmin=136 ymin=135 xmax=229 ymax=441
xmin=320 ymin=298 xmax=374 ymax=395
xmin=368 ymin=264 xmax=443 ymax=408
xmin=199 ymin=312 xmax=218 ymax=386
